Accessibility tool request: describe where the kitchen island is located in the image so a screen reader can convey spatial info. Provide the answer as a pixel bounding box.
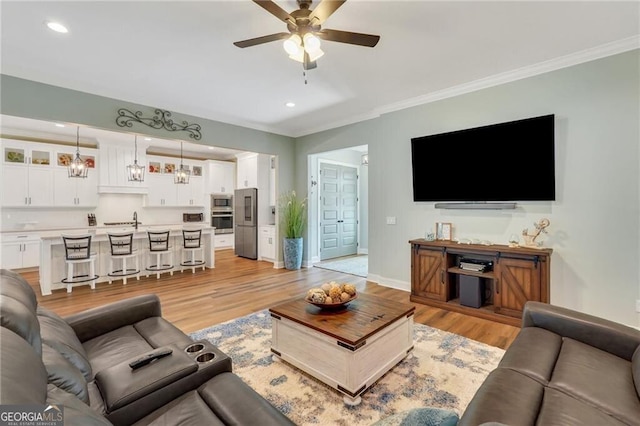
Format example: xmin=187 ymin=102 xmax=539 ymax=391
xmin=39 ymin=226 xmax=215 ymax=295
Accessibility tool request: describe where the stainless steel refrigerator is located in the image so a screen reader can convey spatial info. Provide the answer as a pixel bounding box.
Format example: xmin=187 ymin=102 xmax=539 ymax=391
xmin=234 ymin=188 xmax=258 ymax=259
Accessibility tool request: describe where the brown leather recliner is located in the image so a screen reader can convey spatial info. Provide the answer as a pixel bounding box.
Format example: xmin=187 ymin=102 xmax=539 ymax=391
xmin=0 ymin=269 xmax=294 ymax=425
xmin=459 ymin=301 xmax=640 ymax=425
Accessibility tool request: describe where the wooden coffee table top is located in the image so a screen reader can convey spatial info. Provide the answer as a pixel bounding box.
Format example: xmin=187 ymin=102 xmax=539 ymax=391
xmin=269 ymin=293 xmax=415 ymax=347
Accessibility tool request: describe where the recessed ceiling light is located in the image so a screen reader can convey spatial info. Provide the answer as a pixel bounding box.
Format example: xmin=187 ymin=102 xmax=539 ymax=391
xmin=285 ymin=102 xmax=295 ymax=108
xmin=55 ymin=123 xmax=65 ymax=128
xmin=46 ymin=21 xmax=68 ymax=34
xmin=208 ymin=146 xmax=214 ymax=150
xmin=144 ymin=137 xmax=151 ymax=141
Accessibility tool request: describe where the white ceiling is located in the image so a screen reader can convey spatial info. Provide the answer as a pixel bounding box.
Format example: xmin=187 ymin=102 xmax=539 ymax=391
xmin=1 ymin=1 xmax=639 ymax=138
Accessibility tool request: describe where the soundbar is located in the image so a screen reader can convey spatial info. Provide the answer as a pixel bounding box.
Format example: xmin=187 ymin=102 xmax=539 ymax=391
xmin=434 ymin=202 xmax=517 ymax=210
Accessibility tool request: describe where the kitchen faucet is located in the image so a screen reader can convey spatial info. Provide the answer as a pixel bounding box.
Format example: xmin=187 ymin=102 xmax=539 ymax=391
xmin=133 ymin=211 xmax=138 ymax=230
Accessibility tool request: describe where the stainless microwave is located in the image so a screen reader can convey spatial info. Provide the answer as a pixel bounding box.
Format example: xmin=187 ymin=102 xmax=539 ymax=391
xmin=183 ymin=213 xmax=204 ymax=222
xmin=211 ymin=193 xmax=233 ymax=211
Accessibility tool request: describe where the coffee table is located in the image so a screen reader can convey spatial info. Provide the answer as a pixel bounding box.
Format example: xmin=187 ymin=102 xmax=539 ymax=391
xmin=269 ymin=293 xmax=415 ymax=405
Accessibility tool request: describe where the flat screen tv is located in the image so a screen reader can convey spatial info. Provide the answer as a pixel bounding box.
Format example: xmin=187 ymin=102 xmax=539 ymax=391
xmin=411 ymin=114 xmax=555 ymax=202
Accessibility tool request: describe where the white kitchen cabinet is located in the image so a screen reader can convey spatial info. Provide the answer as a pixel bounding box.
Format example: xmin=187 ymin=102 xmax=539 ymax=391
xmin=176 ymin=175 xmax=204 ymax=206
xmin=1 ymin=233 xmax=41 ymax=269
xmin=259 ymin=225 xmax=276 ymax=261
xmin=214 ymin=234 xmax=234 ymax=250
xmin=53 ymin=167 xmax=99 ymax=207
xmin=1 ymin=139 xmax=55 ymax=207
xmin=145 ymin=155 xmax=205 ymax=207
xmin=269 ymin=156 xmax=276 ymax=206
xmin=146 ymin=173 xmax=177 ymax=206
xmin=206 ymin=160 xmax=235 ymax=194
xmin=236 ymin=153 xmax=259 ymax=188
xmin=97 ymin=140 xmax=148 ymax=194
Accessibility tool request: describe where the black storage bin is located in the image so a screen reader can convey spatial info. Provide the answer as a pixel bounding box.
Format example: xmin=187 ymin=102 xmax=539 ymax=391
xmin=459 ymin=275 xmax=485 ymax=308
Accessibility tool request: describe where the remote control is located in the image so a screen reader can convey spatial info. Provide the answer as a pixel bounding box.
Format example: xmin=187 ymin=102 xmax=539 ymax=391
xmin=129 ymin=348 xmax=173 ymax=370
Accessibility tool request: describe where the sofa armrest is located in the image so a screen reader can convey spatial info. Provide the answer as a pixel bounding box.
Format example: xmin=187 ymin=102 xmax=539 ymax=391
xmin=64 ymin=295 xmax=162 ymax=342
xmin=95 ymin=345 xmax=198 ymax=413
xmin=522 ymin=301 xmax=640 ymax=360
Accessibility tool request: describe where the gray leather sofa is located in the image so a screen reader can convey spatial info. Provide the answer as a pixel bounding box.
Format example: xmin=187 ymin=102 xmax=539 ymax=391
xmin=459 ymin=301 xmax=640 ymax=425
xmin=0 ymin=269 xmax=294 ymax=425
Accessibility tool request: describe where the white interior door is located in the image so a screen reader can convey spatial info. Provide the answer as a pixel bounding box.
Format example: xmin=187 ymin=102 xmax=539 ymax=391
xmin=320 ymin=163 xmax=358 ymax=261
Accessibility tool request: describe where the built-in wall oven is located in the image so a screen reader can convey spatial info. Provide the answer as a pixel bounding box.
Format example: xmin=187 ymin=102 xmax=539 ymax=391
xmin=211 ymin=194 xmax=233 ymax=234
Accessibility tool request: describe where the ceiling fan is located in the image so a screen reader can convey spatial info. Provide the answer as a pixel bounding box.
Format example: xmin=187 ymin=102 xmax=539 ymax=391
xmin=233 ymin=0 xmax=380 ymax=71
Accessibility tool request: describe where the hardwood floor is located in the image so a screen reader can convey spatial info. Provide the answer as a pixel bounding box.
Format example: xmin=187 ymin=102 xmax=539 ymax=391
xmin=20 ymin=249 xmax=519 ymax=350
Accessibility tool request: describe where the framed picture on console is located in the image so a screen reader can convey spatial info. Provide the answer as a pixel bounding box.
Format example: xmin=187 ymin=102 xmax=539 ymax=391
xmin=436 ymin=222 xmax=452 ymax=241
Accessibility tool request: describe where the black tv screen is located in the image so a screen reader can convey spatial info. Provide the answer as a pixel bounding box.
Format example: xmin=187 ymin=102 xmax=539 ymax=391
xmin=411 ymin=114 xmax=555 ymax=202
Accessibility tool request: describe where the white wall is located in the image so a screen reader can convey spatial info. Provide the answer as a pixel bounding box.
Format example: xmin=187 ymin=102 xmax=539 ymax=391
xmin=296 ymin=50 xmax=640 ymax=327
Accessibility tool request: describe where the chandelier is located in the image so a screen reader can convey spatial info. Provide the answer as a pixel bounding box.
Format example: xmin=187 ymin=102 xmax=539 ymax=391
xmin=126 ymin=135 xmax=145 ymax=182
xmin=174 ymin=141 xmax=190 ymax=184
xmin=68 ymin=126 xmax=88 ymax=178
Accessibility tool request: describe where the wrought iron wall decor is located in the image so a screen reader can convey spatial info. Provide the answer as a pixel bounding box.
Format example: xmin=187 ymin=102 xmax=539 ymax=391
xmin=116 ymin=108 xmax=202 ymax=140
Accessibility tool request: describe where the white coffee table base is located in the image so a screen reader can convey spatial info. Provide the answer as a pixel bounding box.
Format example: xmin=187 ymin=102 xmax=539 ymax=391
xmin=270 ymin=313 xmax=414 ymax=405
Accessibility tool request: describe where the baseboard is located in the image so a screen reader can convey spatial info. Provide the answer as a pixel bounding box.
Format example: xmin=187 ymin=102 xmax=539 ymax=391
xmin=273 ymin=261 xmax=284 ymax=269
xmin=357 ymin=248 xmax=368 ymax=255
xmin=311 ymin=256 xmax=321 ymax=264
xmin=366 ymin=274 xmax=411 ymax=292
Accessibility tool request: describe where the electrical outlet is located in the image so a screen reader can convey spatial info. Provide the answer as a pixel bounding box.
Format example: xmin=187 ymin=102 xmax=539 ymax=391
xmin=386 ymin=216 xmax=396 ymax=225
xmin=636 ymin=300 xmax=640 ymax=313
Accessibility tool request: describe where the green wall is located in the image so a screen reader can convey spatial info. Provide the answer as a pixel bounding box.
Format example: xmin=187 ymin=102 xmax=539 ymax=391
xmin=296 ymin=50 xmax=640 ymax=327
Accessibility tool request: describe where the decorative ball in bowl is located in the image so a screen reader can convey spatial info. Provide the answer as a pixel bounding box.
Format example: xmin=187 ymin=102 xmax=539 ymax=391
xmin=305 ymin=282 xmax=357 ymax=309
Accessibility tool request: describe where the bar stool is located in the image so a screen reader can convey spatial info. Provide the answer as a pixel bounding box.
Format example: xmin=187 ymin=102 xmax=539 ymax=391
xmin=145 ymin=230 xmax=174 ymax=279
xmin=61 ymin=234 xmax=98 ymax=293
xmin=180 ymin=227 xmax=206 ymax=274
xmin=107 ymin=232 xmax=140 ymax=285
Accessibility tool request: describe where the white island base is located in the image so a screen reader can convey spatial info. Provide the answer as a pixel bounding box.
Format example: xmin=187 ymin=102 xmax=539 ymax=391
xmin=39 ymin=226 xmax=215 ymax=295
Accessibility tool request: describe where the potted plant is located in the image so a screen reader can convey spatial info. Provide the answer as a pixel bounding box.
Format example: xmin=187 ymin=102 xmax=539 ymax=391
xmin=279 ymin=190 xmax=307 ymax=270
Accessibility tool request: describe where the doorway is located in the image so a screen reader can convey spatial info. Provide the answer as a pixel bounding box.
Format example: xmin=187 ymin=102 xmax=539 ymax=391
xmin=319 ymin=162 xmax=358 ymax=261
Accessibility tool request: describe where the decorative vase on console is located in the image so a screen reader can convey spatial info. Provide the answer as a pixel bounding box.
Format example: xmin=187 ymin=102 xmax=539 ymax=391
xmin=279 ymin=190 xmax=307 ymax=270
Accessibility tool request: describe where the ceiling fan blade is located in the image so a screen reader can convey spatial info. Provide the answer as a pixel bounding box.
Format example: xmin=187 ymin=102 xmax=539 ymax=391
xmin=317 ymin=29 xmax=380 ymax=47
xmin=309 ymin=0 xmax=346 ymax=25
xmin=252 ymin=0 xmax=296 ymax=26
xmin=233 ymin=32 xmax=291 ymax=48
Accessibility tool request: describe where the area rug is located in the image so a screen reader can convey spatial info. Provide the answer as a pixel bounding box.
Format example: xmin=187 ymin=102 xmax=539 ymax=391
xmin=190 ymin=310 xmax=504 ymax=426
xmin=314 ymin=255 xmax=368 ymax=277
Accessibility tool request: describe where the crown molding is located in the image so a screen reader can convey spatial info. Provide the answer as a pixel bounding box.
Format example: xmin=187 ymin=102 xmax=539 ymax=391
xmin=292 ymin=36 xmax=640 ymax=138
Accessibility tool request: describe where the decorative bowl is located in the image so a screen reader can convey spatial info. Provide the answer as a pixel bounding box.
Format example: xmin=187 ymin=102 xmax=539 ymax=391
xmin=306 ymin=294 xmax=357 ymax=310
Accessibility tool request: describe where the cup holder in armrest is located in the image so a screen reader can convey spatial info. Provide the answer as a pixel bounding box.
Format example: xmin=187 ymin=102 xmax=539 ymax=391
xmin=185 ymin=343 xmax=205 ymax=354
xmin=196 ymin=352 xmax=215 ymax=363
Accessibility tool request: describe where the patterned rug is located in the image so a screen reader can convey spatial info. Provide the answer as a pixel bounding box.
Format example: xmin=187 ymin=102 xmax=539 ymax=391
xmin=190 ymin=310 xmax=504 ymax=425
xmin=315 ymin=255 xmax=368 ymax=277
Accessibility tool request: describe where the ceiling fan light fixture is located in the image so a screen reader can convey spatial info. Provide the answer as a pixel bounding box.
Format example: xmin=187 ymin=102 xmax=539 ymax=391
xmin=303 ymin=33 xmax=321 ymax=53
xmin=288 ymin=50 xmax=305 ymax=63
xmin=283 ymin=34 xmax=302 ymax=55
xmin=308 ymin=48 xmax=324 ymax=62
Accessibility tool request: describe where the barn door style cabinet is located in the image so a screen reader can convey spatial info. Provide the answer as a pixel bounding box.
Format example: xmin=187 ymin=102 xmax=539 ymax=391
xmin=409 ymin=239 xmax=552 ymax=326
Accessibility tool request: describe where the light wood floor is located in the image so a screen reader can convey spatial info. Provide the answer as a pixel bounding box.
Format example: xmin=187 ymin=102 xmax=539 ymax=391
xmin=20 ymin=249 xmax=519 ymax=350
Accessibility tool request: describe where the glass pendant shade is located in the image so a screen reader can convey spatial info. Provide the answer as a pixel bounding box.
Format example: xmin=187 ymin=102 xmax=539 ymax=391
xmin=174 ymin=142 xmax=190 ymax=184
xmin=283 ymin=34 xmax=302 ymax=55
xmin=68 ymin=127 xmax=88 ymax=178
xmin=127 ymin=135 xmax=145 ymax=182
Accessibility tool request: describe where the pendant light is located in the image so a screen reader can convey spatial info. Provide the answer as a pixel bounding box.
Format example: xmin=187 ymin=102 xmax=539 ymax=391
xmin=126 ymin=135 xmax=145 ymax=182
xmin=68 ymin=126 xmax=88 ymax=178
xmin=174 ymin=141 xmax=190 ymax=184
